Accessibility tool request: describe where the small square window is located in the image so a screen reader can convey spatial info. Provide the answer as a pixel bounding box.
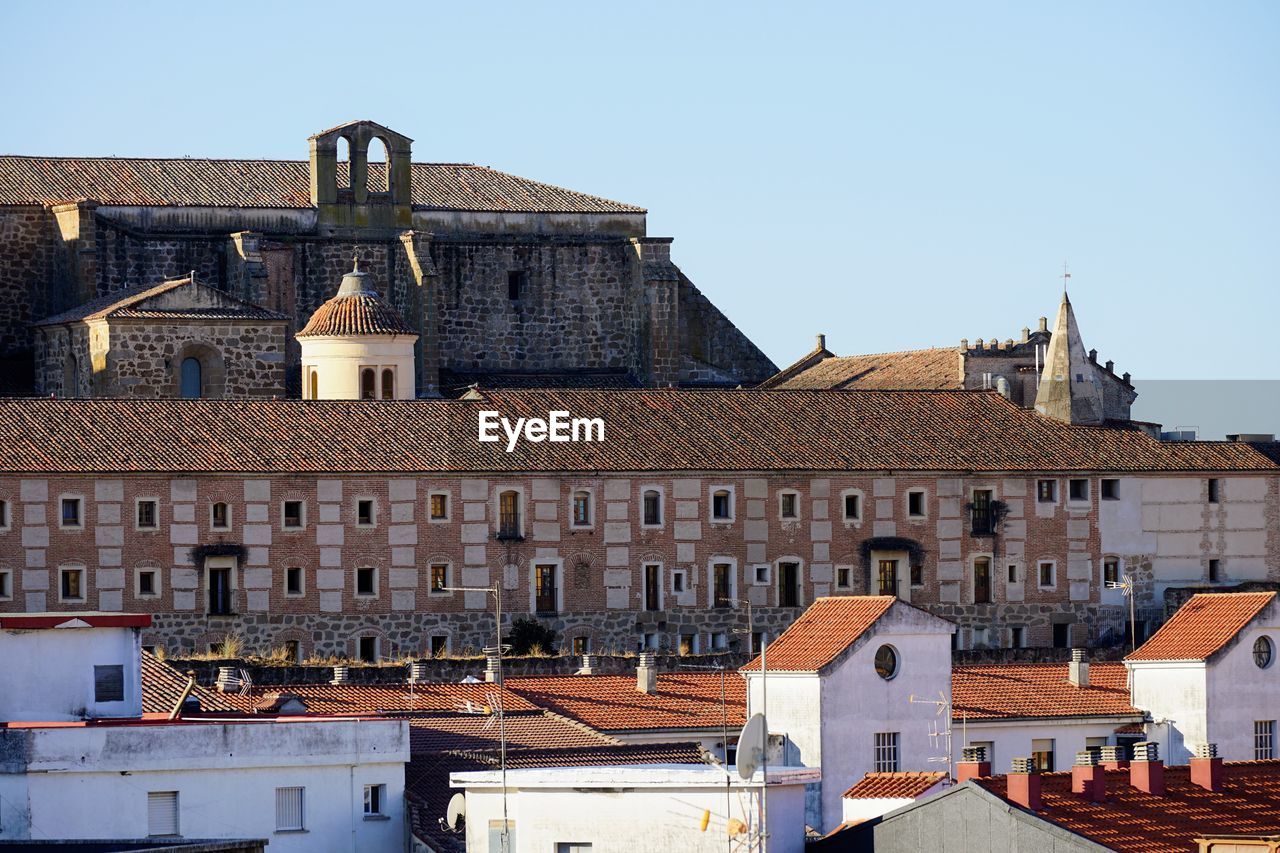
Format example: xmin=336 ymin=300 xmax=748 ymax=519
xmin=430 ymin=635 xmax=448 ymax=657
xmin=357 ymin=499 xmax=375 ymax=526
xmin=137 ymin=499 xmax=158 ymax=529
xmin=672 ymin=570 xmax=686 ymax=593
xmin=907 ymin=491 xmax=925 ymax=517
xmin=430 ymin=563 xmax=450 ymax=593
xmin=137 ymin=570 xmax=157 ymax=597
xmin=1101 ymin=479 xmax=1119 ymax=500
xmin=1036 ymin=480 xmax=1057 ymax=503
xmin=1068 ymin=479 xmax=1089 ymax=501
xmin=1038 ymin=561 xmax=1055 ymax=588
xmin=211 ymin=502 xmax=230 ymax=529
xmin=60 ymin=567 xmax=85 ymax=601
xmin=1207 ymin=478 xmax=1221 ymax=504
xmin=358 ymin=637 xmax=379 ymax=663
xmin=283 ymin=501 xmax=304 ymax=529
xmin=356 ymin=567 xmax=377 ymax=597
xmin=779 ymin=492 xmax=798 ymax=519
xmin=94 ymin=664 xmax=124 ymax=702
xmin=754 ymin=564 xmax=770 ymax=584
xmin=363 ymin=783 xmax=386 ymax=816
xmin=429 ymin=493 xmax=449 ymax=521
xmin=843 ymin=493 xmax=861 ymax=520
xmin=836 ymin=566 xmax=851 ymax=589
xmin=61 ymin=497 xmax=82 ymax=528
xmin=285 ymin=567 xmax=304 ymax=596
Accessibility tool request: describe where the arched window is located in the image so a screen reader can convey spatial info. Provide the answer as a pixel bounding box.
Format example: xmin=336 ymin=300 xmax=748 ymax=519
xmin=180 ymin=357 xmax=202 ymax=399
xmin=335 ymin=136 xmax=351 ymax=189
xmin=308 ymin=369 xmax=318 ymax=400
xmin=367 ymin=137 xmax=389 ymax=193
xmin=571 ymin=490 xmax=591 ymax=526
xmin=360 ymin=368 xmax=376 ymax=400
xmin=380 ymin=368 xmax=394 ymax=400
xmin=498 ymin=490 xmax=521 ymax=538
xmin=64 ymin=353 xmax=81 ymax=398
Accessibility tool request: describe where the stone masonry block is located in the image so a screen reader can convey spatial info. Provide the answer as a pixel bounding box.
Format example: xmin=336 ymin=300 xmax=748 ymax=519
xmin=532 ymin=522 xmax=560 ymax=542
xmin=392 ymin=590 xmax=416 ymax=611
xmin=673 ymin=479 xmax=701 ymax=499
xmin=810 ymin=521 xmax=832 ymax=542
xmin=809 ymin=479 xmax=831 ymax=498
xmin=391 ymin=503 xmax=415 ymax=524
xmin=246 ymin=591 xmax=270 ymax=612
xmin=674 ymin=521 xmax=702 ymax=541
xmin=461 ymin=480 xmax=489 ymax=501
xmin=317 ymin=480 xmax=343 ymax=502
xmin=744 ymin=479 xmax=768 ymax=499
xmin=20 ymin=480 xmax=48 ymax=502
xmin=605 ymin=480 xmax=630 ymax=500
xmin=243 ymin=480 xmax=270 ymax=501
xmin=320 ymin=548 xmax=342 ymax=567
xmin=874 ymin=478 xmax=897 ymax=497
xmin=744 ymin=520 xmax=769 ymax=542
xmin=243 ymin=568 xmax=272 ymax=589
xmin=873 ymin=521 xmax=897 ymax=537
xmin=604 ymin=522 xmax=631 ymax=544
xmin=746 ymin=500 xmax=765 ymax=519
xmin=607 ymin=501 xmax=628 ymax=521
xmin=392 ymin=547 xmax=416 ymax=566
xmin=464 ymin=546 xmax=486 ymax=565
xmin=316 ymin=569 xmax=345 ymax=589
xmin=171 ymin=569 xmax=199 ymax=590
xmin=94 ymin=480 xmax=123 ymax=502
xmin=389 ymin=568 xmax=418 ymax=588
xmin=172 ymin=503 xmax=195 ymax=523
xmin=607 ymin=547 xmax=629 ymax=566
xmin=95 ymin=526 xmax=124 ymax=547
xmin=936 ymin=479 xmax=962 ymax=497
xmin=98 ymin=549 xmax=121 ymax=566
xmin=98 ymin=590 xmax=123 ymax=612
xmin=461 ymin=524 xmax=488 ymax=544
xmin=876 ymin=499 xmax=894 ymax=519
xmin=242 ymin=524 xmax=272 ymax=546
xmin=389 ymin=479 xmax=416 ymax=502
xmin=532 ymin=479 xmax=559 ymax=500
xmin=170 ymin=479 xmax=197 ymax=502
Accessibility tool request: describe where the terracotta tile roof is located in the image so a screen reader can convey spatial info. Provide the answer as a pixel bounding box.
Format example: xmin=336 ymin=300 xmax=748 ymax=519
xmin=0 ymin=156 xmax=644 ymax=213
xmin=2 ymin=388 xmax=1272 ymax=476
xmin=218 ymin=681 xmax=544 ymax=716
xmin=1125 ymin=592 xmax=1276 ymax=662
xmin=766 ymin=348 xmax=964 ymax=391
xmin=296 ymin=293 xmax=416 ymax=337
xmin=973 ymin=761 xmax=1280 ymax=853
xmin=741 ymin=596 xmax=897 ymax=672
xmin=33 ymin=276 xmax=286 ymax=327
xmin=439 ymin=369 xmax=642 ymax=396
xmin=951 ymin=662 xmax=1140 ymax=721
xmin=505 ymin=672 xmax=747 ymax=732
xmin=843 ymin=771 xmax=948 ymax=800
xmin=409 ymin=711 xmax=619 ymax=753
xmin=139 ymin=651 xmax=242 ymax=715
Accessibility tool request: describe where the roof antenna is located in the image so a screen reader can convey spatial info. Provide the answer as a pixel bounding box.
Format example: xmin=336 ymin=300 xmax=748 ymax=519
xmin=1060 ymin=260 xmax=1071 ymax=296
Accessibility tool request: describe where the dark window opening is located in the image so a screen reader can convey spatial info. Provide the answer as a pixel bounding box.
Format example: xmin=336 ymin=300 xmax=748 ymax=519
xmin=357 ymin=499 xmax=375 ymax=526
xmin=380 ymin=369 xmax=394 ymax=400
xmin=137 ymin=500 xmax=158 ymax=529
xmin=844 ymin=493 xmax=860 ymax=520
xmin=430 ymin=635 xmax=448 ymax=657
xmin=431 ymin=564 xmax=448 ymax=592
xmin=1069 ymin=479 xmax=1089 ymax=501
xmin=61 ymin=498 xmax=81 ymax=527
xmin=1104 ymin=559 xmax=1120 ymax=586
xmin=61 ymin=568 xmax=84 ymax=600
xmin=1052 ymin=623 xmax=1070 ymax=648
xmin=837 ymin=567 xmax=851 ymax=588
xmin=358 ymin=636 xmax=378 ymax=663
xmin=498 ymin=491 xmax=521 ymax=539
xmin=283 ymin=501 xmax=303 ymax=528
xmin=780 ymin=492 xmax=798 ymax=519
xmin=138 ymin=571 xmax=156 ymax=596
xmin=1208 ymin=478 xmax=1220 ymax=503
xmin=1036 ymin=480 xmax=1056 ymax=502
xmin=713 ymin=563 xmax=732 ymax=608
xmin=572 ymin=491 xmax=591 ymax=526
xmin=778 ymin=561 xmax=800 ymax=607
xmin=360 ymin=368 xmax=376 ymax=400
xmin=907 ymin=491 xmax=925 ymax=517
xmin=211 ymin=502 xmax=229 ymax=529
xmin=644 ymin=564 xmax=661 ymax=611
xmin=712 ymin=490 xmax=731 ymax=520
xmin=94 ymin=664 xmax=124 ymax=703
xmin=910 ymin=564 xmax=924 ymax=586
xmin=1209 ymin=559 xmax=1221 ymax=583
xmin=970 ymin=490 xmax=994 ymax=535
xmin=286 ymin=567 xmax=303 ymax=595
xmin=1101 ymin=479 xmax=1119 ymax=500
xmin=535 ymin=564 xmax=558 ymax=614
xmin=208 ymin=568 xmax=232 ymax=615
xmin=356 ymin=567 xmax=377 ymax=596
xmin=180 ymin=357 xmax=202 ymax=399
xmin=1007 ymin=563 xmax=1018 ymax=583
xmin=877 ymin=559 xmax=898 ymax=596
xmin=507 ymin=270 xmax=528 ymax=301
xmin=974 ymin=557 xmax=992 ymax=604
xmin=1010 ymin=626 xmax=1025 ymax=648
xmin=643 ymin=490 xmax=661 ymax=525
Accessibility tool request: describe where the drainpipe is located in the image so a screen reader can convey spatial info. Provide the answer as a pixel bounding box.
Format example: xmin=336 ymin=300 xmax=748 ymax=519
xmin=350 ymin=764 xmax=357 ymax=853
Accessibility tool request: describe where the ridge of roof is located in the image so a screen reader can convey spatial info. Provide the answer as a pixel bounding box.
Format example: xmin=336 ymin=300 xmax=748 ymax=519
xmin=1125 ymin=591 xmax=1276 ymax=662
xmin=33 ymin=276 xmax=287 ymax=327
xmin=741 ymin=596 xmax=899 ymax=672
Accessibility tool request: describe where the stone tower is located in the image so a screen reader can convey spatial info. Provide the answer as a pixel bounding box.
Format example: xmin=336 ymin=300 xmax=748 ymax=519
xmin=297 ymin=258 xmax=418 ymax=399
xmin=308 ymin=120 xmax=414 ymax=236
xmin=1034 ymin=291 xmax=1106 ymax=425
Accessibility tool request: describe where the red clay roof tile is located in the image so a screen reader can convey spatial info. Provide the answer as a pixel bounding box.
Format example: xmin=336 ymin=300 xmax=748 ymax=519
xmin=1125 ymin=592 xmax=1276 ymax=662
xmin=767 ymin=348 xmax=964 ymax=391
xmin=843 ymin=771 xmax=949 ymax=800
xmin=505 ymin=672 xmax=746 ymax=732
xmin=951 ymin=662 xmax=1140 ymax=721
xmin=741 ymin=596 xmax=898 ymax=673
xmin=296 ymin=293 xmax=416 ymax=338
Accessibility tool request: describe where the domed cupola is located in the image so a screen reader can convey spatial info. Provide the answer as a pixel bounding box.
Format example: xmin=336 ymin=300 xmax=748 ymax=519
xmin=297 ymin=257 xmax=418 ymax=399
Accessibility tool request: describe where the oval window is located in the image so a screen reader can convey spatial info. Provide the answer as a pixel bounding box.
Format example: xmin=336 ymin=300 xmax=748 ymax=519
xmin=1255 ymin=636 xmax=1274 ymax=670
xmin=874 ymin=644 xmax=899 ymax=680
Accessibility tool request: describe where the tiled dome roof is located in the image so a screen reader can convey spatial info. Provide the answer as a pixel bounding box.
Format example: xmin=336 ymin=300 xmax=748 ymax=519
xmin=297 ymin=259 xmax=416 ymax=338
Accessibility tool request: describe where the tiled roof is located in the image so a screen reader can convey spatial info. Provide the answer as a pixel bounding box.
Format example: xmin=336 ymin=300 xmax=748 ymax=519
xmin=439 ymin=369 xmax=642 ymax=397
xmin=139 ymin=651 xmax=242 ymax=715
xmin=505 ymin=672 xmax=747 ymax=732
xmin=843 ymin=771 xmax=948 ymax=800
xmin=951 ymin=662 xmax=1140 ymax=721
xmin=973 ymin=761 xmax=1280 ymax=853
xmin=296 ymin=293 xmax=416 ymax=337
xmin=765 ymin=348 xmax=964 ymax=391
xmin=33 ymin=276 xmax=286 ymax=327
xmin=1 ymin=388 xmax=1273 ymax=475
xmin=409 ymin=712 xmax=619 ymax=753
xmin=1125 ymin=592 xmax=1276 ymax=662
xmin=218 ymin=681 xmax=544 ymax=716
xmin=0 ymin=156 xmax=644 ymax=213
xmin=741 ymin=596 xmax=897 ymax=672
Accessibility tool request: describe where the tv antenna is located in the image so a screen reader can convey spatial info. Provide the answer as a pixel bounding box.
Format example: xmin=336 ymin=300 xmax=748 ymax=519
xmin=1106 ymin=573 xmax=1139 ymax=652
xmin=909 ymin=692 xmax=955 ymax=778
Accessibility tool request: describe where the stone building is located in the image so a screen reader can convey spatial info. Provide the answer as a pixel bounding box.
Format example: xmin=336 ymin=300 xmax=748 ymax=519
xmin=0 ymin=119 xmax=775 ymax=397
xmin=0 ymin=388 xmax=1273 ymax=659
xmin=762 ymin=292 xmax=1137 ymax=425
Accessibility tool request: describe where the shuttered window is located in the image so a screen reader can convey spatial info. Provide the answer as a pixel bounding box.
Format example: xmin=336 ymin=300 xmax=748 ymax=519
xmin=147 ymin=791 xmax=179 ymax=836
xmin=275 ymin=786 xmax=305 ymax=831
xmin=94 ymin=664 xmax=124 ymax=703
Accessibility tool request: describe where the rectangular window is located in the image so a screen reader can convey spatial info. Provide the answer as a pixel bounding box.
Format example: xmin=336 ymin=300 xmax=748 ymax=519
xmin=1038 ymin=561 xmax=1055 ymax=588
xmin=1053 ymin=623 xmax=1070 ymax=648
xmin=275 ymin=786 xmax=304 ymax=831
xmin=753 ymin=563 xmax=770 ymax=585
xmin=1101 ymin=478 xmax=1120 ymax=500
xmin=285 ymin=567 xmax=304 ymax=596
xmin=843 ymin=493 xmax=861 ymax=520
xmin=672 ymin=570 xmax=686 ymax=593
xmin=61 ymin=497 xmax=82 ymax=528
xmin=357 ymin=499 xmax=375 ymax=526
xmin=910 ymin=563 xmax=924 ymax=587
xmin=358 ymin=636 xmax=379 ymax=663
xmin=1010 ymin=626 xmax=1025 ymax=648
xmin=363 ymin=784 xmax=386 ymax=817
xmin=0 ymin=498 xmax=7 ymax=528
xmin=970 ymin=489 xmax=993 ymax=535
xmin=1068 ymin=479 xmax=1089 ymax=501
xmin=1032 ymin=738 xmax=1055 ymax=773
xmin=907 ymin=490 xmax=925 ymax=517
xmin=498 ymin=491 xmax=521 ymax=538
xmin=836 ymin=566 xmax=851 ymax=589
xmin=873 ymin=732 xmax=900 ymax=772
xmin=711 ymin=489 xmax=733 ymax=521
xmin=777 ymin=561 xmax=800 ymax=608
xmin=1254 ymin=720 xmax=1276 ymax=760
xmin=208 ymin=567 xmax=233 ymax=615
xmin=1208 ymin=478 xmax=1221 ymax=504
xmin=572 ymin=491 xmax=591 ymax=526
xmin=282 ymin=500 xmax=304 ymax=529
xmin=535 ymin=563 xmax=558 ymax=613
xmin=1007 ymin=563 xmax=1018 ymax=583
xmin=713 ymin=562 xmax=732 ymax=608
xmin=1104 ymin=558 xmax=1120 ymax=586
xmin=507 ymin=270 xmax=527 ymax=301
xmin=356 ymin=567 xmax=377 ymax=597
xmin=1209 ymin=559 xmax=1221 ymax=583
xmin=1036 ymin=479 xmax=1057 ymax=503
xmin=430 ymin=493 xmax=449 ymax=521
xmin=137 ymin=499 xmax=158 ymax=529
xmin=877 ymin=559 xmax=898 ymax=596
xmin=147 ymin=791 xmax=179 ymax=837
xmin=430 ymin=563 xmax=449 ymax=593
xmin=284 ymin=641 xmax=301 ymax=663
xmin=94 ymin=664 xmax=124 ymax=702
xmin=211 ymin=502 xmax=230 ymax=529
xmin=973 ymin=557 xmax=992 ymax=604
xmin=0 ymin=569 xmax=11 ymax=600
xmin=60 ymin=566 xmax=84 ymax=602
xmin=430 ymin=635 xmax=448 ymax=657
xmin=137 ymin=569 xmax=157 ymax=597
xmin=572 ymin=635 xmax=589 ymax=655
xmin=644 ymin=563 xmax=661 ymax=611
xmin=779 ymin=492 xmax=798 ymax=519
xmin=642 ymin=490 xmax=661 ymax=526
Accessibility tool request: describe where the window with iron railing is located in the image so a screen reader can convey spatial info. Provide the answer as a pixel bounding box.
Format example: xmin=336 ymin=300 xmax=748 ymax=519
xmin=498 ymin=491 xmax=522 ymax=539
xmin=970 ymin=490 xmax=995 ymax=535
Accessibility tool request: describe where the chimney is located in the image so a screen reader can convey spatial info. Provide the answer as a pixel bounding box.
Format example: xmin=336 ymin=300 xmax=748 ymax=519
xmin=988 ymin=337 xmax=999 ymax=350
xmin=215 ymin=666 xmax=238 ymax=693
xmin=1089 ymin=348 xmax=1098 ymax=363
xmin=1129 ymin=741 xmax=1164 ymax=796
xmin=330 ymin=665 xmax=350 ymax=685
xmin=577 ymin=653 xmax=599 ymax=675
xmin=1068 ymin=648 xmax=1090 ymax=688
xmin=1098 ymin=744 xmax=1129 ymax=771
xmin=957 ymin=745 xmax=991 ymax=782
xmin=1021 ymin=327 xmax=1030 ymax=343
xmin=1007 ymin=757 xmax=1042 ymax=811
xmin=1072 ymin=751 xmax=1107 ymax=802
xmin=636 ymin=652 xmax=658 ymax=694
xmin=815 ymin=333 xmax=827 ymax=352
xmin=407 ymin=660 xmax=431 ymax=684
xmin=975 ymin=338 xmax=984 ymax=350
xmin=1038 ymin=316 xmax=1048 ymax=333
xmin=960 ymin=338 xmax=969 ymax=350
xmin=1105 ymin=359 xmax=1114 ymax=373
xmin=1190 ymin=743 xmax=1224 ymax=792
xmin=484 ymin=651 xmax=502 ymax=684
xmin=1122 ymin=371 xmax=1131 ymax=384
xmin=1005 ymin=338 xmax=1014 ymax=349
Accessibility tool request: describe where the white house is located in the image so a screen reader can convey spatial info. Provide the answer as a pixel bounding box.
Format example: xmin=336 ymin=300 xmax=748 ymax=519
xmin=740 ymin=595 xmax=956 ymax=833
xmin=451 ymin=764 xmax=819 ymax=853
xmin=1125 ymin=591 xmax=1279 ymax=764
xmin=0 ymin=612 xmax=411 ymax=852
xmin=840 ymin=770 xmax=948 ymax=825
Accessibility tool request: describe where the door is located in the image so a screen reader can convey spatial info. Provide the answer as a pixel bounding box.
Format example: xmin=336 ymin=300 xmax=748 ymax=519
xmin=208 ymin=567 xmax=232 ymax=615
xmin=974 ymin=557 xmax=992 ymax=604
xmin=877 ymin=559 xmax=899 ymax=596
xmin=778 ymin=561 xmax=799 ymax=607
xmin=713 ymin=563 xmax=731 ymax=608
xmin=535 ymin=564 xmax=557 ymax=614
xmin=644 ymin=564 xmax=660 ymax=611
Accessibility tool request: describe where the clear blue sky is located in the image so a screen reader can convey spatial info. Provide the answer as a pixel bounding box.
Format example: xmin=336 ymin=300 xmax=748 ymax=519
xmin=2 ymin=1 xmax=1276 ymax=379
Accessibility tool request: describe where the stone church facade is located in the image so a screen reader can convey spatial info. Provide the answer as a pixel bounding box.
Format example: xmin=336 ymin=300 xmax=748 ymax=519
xmin=0 ymin=119 xmax=775 ymax=397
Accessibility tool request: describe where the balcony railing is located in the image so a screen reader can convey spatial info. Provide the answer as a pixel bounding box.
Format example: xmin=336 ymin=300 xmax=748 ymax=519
xmin=497 ymin=511 xmax=522 ymax=540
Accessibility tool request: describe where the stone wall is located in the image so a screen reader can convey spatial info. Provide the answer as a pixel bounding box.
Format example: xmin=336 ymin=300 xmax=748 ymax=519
xmin=106 ymin=321 xmax=286 ymax=398
xmin=677 ymin=272 xmax=776 ymax=386
xmin=0 ymin=207 xmax=56 ymax=363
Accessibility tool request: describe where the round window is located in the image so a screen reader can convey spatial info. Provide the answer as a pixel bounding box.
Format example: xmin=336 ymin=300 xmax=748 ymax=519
xmin=1254 ymin=636 xmax=1274 ymax=670
xmin=874 ymin=644 xmax=899 ymax=680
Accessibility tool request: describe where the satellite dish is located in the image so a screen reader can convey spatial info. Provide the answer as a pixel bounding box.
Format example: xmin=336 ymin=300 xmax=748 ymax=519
xmin=737 ymin=713 xmax=767 ymax=779
xmin=446 ymin=793 xmax=466 ymax=830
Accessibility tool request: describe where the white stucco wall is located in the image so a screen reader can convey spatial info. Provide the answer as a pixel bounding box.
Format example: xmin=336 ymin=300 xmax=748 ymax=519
xmin=1206 ymin=615 xmax=1280 ymax=761
xmin=0 ymin=623 xmax=142 ymax=721
xmin=301 ymin=335 xmax=417 ymax=400
xmin=1126 ymin=660 xmax=1207 ymax=764
xmin=0 ymin=718 xmax=410 ymax=852
xmin=961 ymin=716 xmax=1143 ymax=773
xmin=841 ymin=785 xmax=945 ymax=824
xmin=454 ymin=765 xmax=817 ymax=853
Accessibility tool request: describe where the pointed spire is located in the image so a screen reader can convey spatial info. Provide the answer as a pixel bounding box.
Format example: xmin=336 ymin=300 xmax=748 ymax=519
xmin=1034 ymin=289 xmax=1105 ymax=425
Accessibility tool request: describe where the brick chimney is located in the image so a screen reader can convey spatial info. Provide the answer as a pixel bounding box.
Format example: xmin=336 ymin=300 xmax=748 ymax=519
xmin=1008 ymin=757 xmax=1042 ymax=810
xmin=330 ymin=665 xmax=349 ymax=685
xmin=636 ymin=652 xmax=658 ymax=694
xmin=957 ymin=745 xmax=991 ymax=782
xmin=1190 ymin=743 xmax=1224 ymax=793
xmin=1098 ymin=744 xmax=1129 ymax=771
xmin=1072 ymin=751 xmax=1107 ymax=802
xmin=1130 ymin=741 xmax=1164 ymax=796
xmin=1068 ymin=648 xmax=1090 ymax=688
xmin=815 ymin=333 xmax=827 ymax=352
xmin=1038 ymin=316 xmax=1048 ymax=333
